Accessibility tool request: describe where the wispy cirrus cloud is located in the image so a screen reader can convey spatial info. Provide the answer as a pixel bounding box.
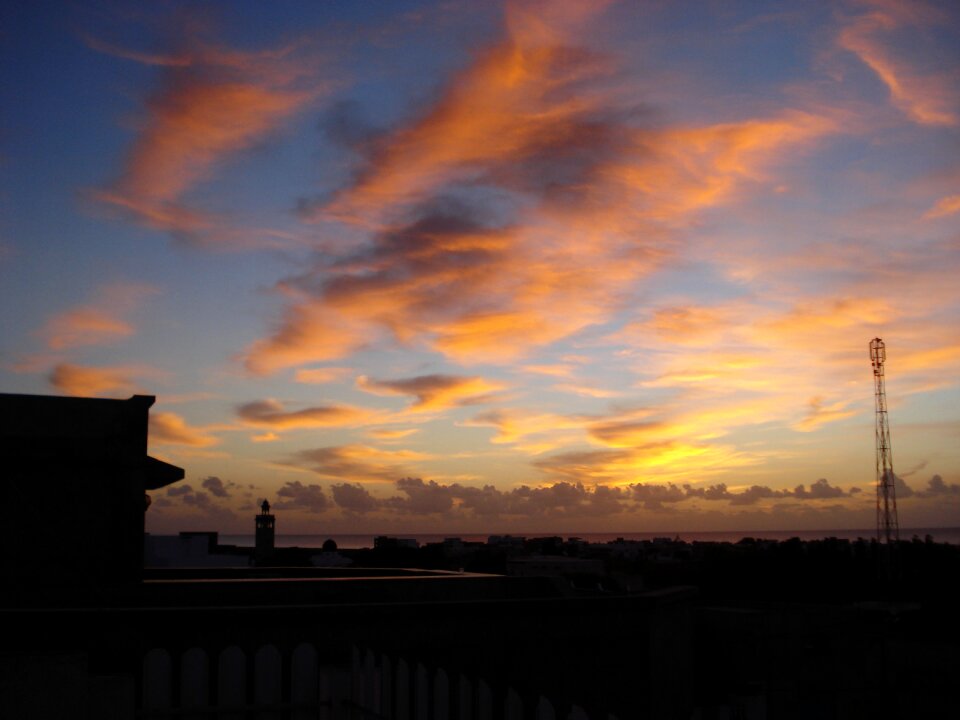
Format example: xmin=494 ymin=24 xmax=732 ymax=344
xmin=306 ymin=1 xmax=619 ymax=222
xmin=520 ymin=363 xmax=577 ymax=378
xmin=794 ymin=397 xmax=858 ymax=432
xmin=586 ymin=262 xmax=958 ymax=481
xmin=464 ymin=408 xmax=585 ymax=453
xmin=923 ymin=194 xmax=960 ymax=220
xmin=838 ymin=0 xmax=958 ymax=126
xmin=552 ymin=383 xmax=621 ymax=399
xmin=246 ymin=0 xmax=836 ymax=375
xmin=39 ymin=283 xmax=158 ymax=350
xmin=89 ymin=27 xmax=325 ymax=246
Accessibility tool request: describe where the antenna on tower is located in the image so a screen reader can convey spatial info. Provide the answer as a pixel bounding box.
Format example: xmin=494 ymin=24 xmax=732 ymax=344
xmin=870 ymin=338 xmax=899 ymax=544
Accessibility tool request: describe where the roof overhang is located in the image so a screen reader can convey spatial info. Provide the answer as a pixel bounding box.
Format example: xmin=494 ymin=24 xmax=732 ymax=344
xmin=145 ymin=455 xmax=185 ymax=490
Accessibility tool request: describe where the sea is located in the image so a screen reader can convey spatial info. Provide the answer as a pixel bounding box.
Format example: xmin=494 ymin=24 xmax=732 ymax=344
xmin=219 ymin=527 xmax=960 ymax=550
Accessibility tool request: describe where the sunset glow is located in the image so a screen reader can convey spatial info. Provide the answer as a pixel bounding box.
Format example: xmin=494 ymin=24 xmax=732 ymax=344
xmin=2 ymin=0 xmax=958 ymax=534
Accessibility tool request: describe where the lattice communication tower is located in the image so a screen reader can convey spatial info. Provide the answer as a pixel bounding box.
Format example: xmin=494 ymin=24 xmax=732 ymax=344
xmin=870 ymin=337 xmax=899 ymax=543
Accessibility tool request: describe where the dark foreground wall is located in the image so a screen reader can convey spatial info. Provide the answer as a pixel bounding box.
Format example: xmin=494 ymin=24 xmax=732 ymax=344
xmin=0 ymin=575 xmax=695 ymax=720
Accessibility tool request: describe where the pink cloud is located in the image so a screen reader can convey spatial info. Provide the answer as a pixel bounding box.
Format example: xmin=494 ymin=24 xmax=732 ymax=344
xmin=924 ymin=194 xmax=960 ymax=220
xmin=91 ymin=29 xmax=324 ymax=245
xmin=838 ymin=0 xmax=958 ymax=126
xmin=39 ymin=283 xmax=158 ymax=350
xmin=47 ymin=363 xmax=160 ymax=397
xmin=150 ymin=412 xmax=219 ymax=447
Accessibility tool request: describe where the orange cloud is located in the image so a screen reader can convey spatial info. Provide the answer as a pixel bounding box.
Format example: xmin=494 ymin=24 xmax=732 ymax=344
xmin=611 ymin=278 xmax=960 ymax=459
xmin=924 ymin=194 xmax=960 ymax=220
xmin=247 ymin=7 xmax=835 ymax=375
xmin=294 ymin=367 xmax=354 ymax=384
xmin=608 ymin=111 xmax=837 ymax=224
xmin=464 ymin=408 xmax=584 ymax=453
xmin=534 ymin=441 xmax=759 ymax=486
xmin=624 ymin=305 xmax=735 ymax=348
xmin=520 ymin=363 xmax=577 ymax=378
xmin=368 ymin=428 xmax=421 ymax=440
xmin=150 ymin=412 xmax=219 ymax=447
xmin=897 ymin=343 xmax=960 ymax=374
xmin=245 ymin=304 xmax=370 ymax=373
xmin=40 ymin=283 xmax=157 ymax=350
xmin=312 ymin=0 xmax=616 ymax=222
xmin=47 ymin=363 xmax=157 ymax=397
xmin=757 ymin=297 xmax=898 ymax=342
xmin=251 ymin=432 xmax=280 ymax=443
xmin=838 ymin=0 xmax=958 ymax=126
xmin=357 ymin=373 xmax=505 ymax=411
xmin=92 ymin=31 xmax=322 ymax=244
xmin=552 ymin=383 xmax=620 ymax=398
xmin=287 ymin=444 xmax=430 ymax=482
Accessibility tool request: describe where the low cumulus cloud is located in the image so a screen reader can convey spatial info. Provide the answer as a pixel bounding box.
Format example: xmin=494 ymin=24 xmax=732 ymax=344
xmin=385 ymin=477 xmax=457 ymax=515
xmin=330 ymin=482 xmax=380 ymax=514
xmin=326 ymin=478 xmax=624 ymax=518
xmin=162 ymin=482 xmax=236 ymax=522
xmin=896 ymin=474 xmax=960 ymax=499
xmin=881 ymin=472 xmax=960 ymax=501
xmin=274 ymin=481 xmax=329 ymax=512
xmin=201 ymin=475 xmax=237 ymax=498
xmin=627 ymin=480 xmax=851 ymax=509
xmin=309 ymin=476 xmax=864 ymax=519
xmin=922 ymin=474 xmax=960 ymax=496
xmin=794 ymin=478 xmax=847 ymax=500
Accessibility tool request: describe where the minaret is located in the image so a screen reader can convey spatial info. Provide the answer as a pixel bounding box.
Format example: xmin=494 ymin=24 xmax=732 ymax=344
xmin=255 ymin=498 xmax=275 ymax=566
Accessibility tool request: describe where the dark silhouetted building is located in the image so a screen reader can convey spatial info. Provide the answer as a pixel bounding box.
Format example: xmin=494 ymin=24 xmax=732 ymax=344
xmin=1 ymin=393 xmax=183 ymax=598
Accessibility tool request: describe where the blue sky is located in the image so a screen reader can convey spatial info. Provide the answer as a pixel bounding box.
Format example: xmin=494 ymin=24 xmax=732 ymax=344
xmin=2 ymin=0 xmax=959 ymax=534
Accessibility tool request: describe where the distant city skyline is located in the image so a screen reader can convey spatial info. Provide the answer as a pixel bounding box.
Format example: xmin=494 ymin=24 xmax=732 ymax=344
xmin=2 ymin=0 xmax=959 ymax=534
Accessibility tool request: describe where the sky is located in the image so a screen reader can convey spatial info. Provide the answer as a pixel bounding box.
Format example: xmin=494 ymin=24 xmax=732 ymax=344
xmin=2 ymin=0 xmax=959 ymax=535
